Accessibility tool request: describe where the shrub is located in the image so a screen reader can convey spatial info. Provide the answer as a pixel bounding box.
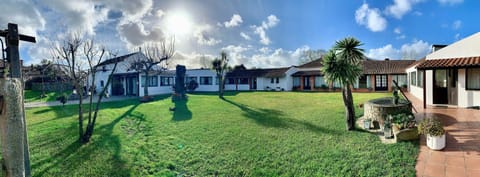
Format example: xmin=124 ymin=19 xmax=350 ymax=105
xmin=390 ymin=113 xmax=415 ymax=129
xmin=187 ymin=80 xmax=198 ymax=92
xmin=418 ymin=117 xmax=445 ymax=136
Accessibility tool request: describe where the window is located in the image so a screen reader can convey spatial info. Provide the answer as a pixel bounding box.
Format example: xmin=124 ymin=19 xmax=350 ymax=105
xmin=293 ymin=77 xmax=300 ymax=87
xmin=141 ymin=76 xmax=158 ymax=87
xmin=410 ymin=71 xmax=417 ymax=86
xmin=100 ymin=80 xmax=104 ymax=87
xmin=187 ymin=76 xmax=197 ymax=83
xmin=160 ymin=77 xmax=173 ymax=86
xmin=239 ymin=78 xmax=248 ymax=84
xmin=226 ymin=78 xmax=235 ymax=84
xmin=275 ymin=77 xmax=279 ymax=83
xmin=417 ymin=70 xmax=423 ymax=87
xmin=391 ymin=75 xmax=407 ymax=88
xmin=200 ymin=76 xmax=213 ymax=85
xmin=467 ymin=68 xmax=480 ymax=90
xmin=358 ymin=75 xmax=367 ymax=88
xmin=215 ymin=76 xmax=220 ymax=85
xmin=270 ymin=78 xmax=274 ymax=83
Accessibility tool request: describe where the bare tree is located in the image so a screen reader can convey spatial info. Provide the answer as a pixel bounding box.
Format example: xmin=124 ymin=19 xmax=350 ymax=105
xmin=128 ymin=38 xmax=175 ymax=101
xmin=211 ymin=51 xmax=229 ymax=99
xmin=298 ymin=49 xmax=327 ymax=65
xmin=52 ymin=35 xmax=119 ymax=144
xmin=199 ymin=55 xmax=212 ymax=69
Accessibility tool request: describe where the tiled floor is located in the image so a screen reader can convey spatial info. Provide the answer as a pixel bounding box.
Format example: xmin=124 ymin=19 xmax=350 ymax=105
xmin=404 ymin=93 xmax=480 ymax=177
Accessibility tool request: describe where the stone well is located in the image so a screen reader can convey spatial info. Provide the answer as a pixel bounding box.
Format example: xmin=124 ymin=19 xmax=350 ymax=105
xmin=363 ymin=97 xmax=412 ymax=127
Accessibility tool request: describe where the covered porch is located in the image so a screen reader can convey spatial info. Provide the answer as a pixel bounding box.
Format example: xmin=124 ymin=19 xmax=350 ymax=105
xmin=404 ymin=92 xmax=480 ymax=177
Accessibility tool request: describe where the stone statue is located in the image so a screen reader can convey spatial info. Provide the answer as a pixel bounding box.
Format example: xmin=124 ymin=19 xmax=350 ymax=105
xmin=173 ymin=65 xmax=186 ymax=101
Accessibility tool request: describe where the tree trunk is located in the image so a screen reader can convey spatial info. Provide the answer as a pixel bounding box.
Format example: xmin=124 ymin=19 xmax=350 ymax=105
xmin=218 ymin=75 xmax=224 ymax=99
xmin=143 ymin=72 xmax=149 ymax=97
xmin=0 ymin=78 xmax=30 ymax=177
xmin=342 ymin=85 xmax=356 ymax=130
xmin=76 ymin=86 xmax=85 ymax=143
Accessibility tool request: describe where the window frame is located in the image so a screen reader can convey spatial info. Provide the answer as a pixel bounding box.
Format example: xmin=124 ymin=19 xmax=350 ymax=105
xmin=141 ymin=76 xmax=158 ymax=87
xmin=410 ymin=71 xmax=417 ymax=87
xmin=466 ymin=68 xmax=480 ymax=90
xmin=200 ymin=76 xmax=213 ymax=85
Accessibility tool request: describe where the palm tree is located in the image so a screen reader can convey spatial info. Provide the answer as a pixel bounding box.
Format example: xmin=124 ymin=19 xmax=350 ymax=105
xmin=212 ymin=51 xmax=229 ymax=99
xmin=321 ymin=37 xmax=365 ymax=130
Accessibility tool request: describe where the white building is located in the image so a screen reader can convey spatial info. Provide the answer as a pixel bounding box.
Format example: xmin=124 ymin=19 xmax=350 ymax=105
xmin=406 ymin=32 xmax=480 ymax=108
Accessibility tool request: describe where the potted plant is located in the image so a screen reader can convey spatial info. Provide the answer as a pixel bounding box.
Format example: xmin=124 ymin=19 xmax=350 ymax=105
xmin=363 ymin=118 xmax=371 ymax=129
xmin=391 ymin=113 xmax=419 ymax=142
xmin=384 ymin=117 xmax=393 ymax=139
xmin=418 ymin=117 xmax=446 ymax=150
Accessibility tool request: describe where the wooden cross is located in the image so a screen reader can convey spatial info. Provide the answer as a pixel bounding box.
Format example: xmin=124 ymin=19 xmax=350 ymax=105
xmin=0 ymin=23 xmax=36 ymax=78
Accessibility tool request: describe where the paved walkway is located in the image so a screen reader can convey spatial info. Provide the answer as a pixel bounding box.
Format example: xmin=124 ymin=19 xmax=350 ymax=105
xmin=24 ymin=95 xmax=137 ymax=108
xmin=404 ymin=92 xmax=480 ymax=177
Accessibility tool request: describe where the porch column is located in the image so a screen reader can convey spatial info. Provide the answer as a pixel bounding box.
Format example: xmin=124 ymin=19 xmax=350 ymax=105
xmin=387 ymin=75 xmax=393 ymax=92
xmin=423 ymin=69 xmax=426 ymax=109
xmin=300 ymin=76 xmax=304 ymax=90
xmin=310 ymin=76 xmax=315 ymax=90
xmin=370 ymin=75 xmax=376 ymax=91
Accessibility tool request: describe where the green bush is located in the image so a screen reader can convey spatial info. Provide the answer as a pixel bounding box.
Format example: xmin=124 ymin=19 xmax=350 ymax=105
xmin=418 ymin=117 xmax=445 ymax=136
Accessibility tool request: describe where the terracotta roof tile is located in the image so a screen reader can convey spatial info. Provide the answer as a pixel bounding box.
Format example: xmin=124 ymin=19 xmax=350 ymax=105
xmin=298 ymin=58 xmax=323 ymax=68
xmin=362 ymin=59 xmax=416 ymax=74
xmin=416 ymin=56 xmax=480 ymax=69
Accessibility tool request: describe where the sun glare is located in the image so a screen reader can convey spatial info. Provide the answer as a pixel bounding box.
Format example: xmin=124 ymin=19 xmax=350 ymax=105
xmin=165 ymin=10 xmax=193 ymax=37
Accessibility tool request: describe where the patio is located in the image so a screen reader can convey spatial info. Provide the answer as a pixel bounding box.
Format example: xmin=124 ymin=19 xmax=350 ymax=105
xmin=404 ymin=92 xmax=480 ymax=177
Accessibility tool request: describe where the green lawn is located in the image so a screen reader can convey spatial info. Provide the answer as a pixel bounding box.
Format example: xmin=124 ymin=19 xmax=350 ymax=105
xmin=26 ymin=92 xmax=418 ymax=176
xmin=24 ymin=90 xmax=72 ymax=103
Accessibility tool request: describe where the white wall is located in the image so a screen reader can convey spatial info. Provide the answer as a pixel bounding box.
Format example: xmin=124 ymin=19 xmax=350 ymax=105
xmin=406 ymin=66 xmax=423 ymax=101
xmin=284 ymin=67 xmax=298 ymax=91
xmin=457 ymin=69 xmax=480 ymax=107
xmin=186 ymin=69 xmax=218 ymax=92
xmin=427 ymin=32 xmax=480 ymax=60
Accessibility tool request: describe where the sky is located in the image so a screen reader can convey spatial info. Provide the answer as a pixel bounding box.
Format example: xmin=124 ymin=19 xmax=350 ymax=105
xmin=1 ymin=0 xmax=478 ymax=69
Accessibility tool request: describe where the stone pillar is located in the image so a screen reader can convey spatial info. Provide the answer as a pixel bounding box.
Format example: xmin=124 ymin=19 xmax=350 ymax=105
xmin=0 ymin=78 xmax=28 ymax=177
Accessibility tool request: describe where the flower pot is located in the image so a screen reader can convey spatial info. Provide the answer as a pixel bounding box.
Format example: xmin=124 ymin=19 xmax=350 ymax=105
xmin=363 ymin=120 xmax=371 ymax=129
xmin=426 ymin=134 xmax=446 ymax=150
xmin=384 ymin=126 xmax=393 ymax=139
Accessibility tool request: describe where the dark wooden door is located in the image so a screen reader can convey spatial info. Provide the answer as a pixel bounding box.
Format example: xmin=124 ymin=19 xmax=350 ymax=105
xmin=433 ymin=69 xmax=448 ymax=104
xmin=375 ymin=75 xmax=388 ymax=91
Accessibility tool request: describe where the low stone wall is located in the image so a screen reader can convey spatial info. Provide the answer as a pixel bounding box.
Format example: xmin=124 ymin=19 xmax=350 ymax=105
xmin=363 ymin=97 xmax=412 ymax=125
xmin=30 ymin=82 xmax=72 ymax=92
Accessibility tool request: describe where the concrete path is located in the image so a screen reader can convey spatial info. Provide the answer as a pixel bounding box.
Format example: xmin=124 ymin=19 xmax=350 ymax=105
xmin=24 ymin=95 xmax=138 ymax=108
xmin=404 ymin=92 xmax=480 ymax=177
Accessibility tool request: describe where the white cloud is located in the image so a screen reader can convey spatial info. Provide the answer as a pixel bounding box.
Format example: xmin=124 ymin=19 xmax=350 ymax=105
xmin=454 ymin=33 xmax=460 ymax=40
xmin=367 ymin=40 xmax=430 ymax=60
xmin=193 ymin=24 xmax=221 ymax=46
xmin=438 ymin=0 xmax=463 ymax=5
xmin=396 ymin=35 xmax=406 ymax=40
xmin=252 ymin=14 xmax=280 ymax=45
xmin=385 ymin=0 xmax=425 ymax=19
xmin=355 ymin=3 xmax=387 ymax=32
xmin=0 ymin=0 xmax=46 ymax=36
xmin=100 ymin=0 xmax=153 ymax=22
xmin=41 ymin=0 xmax=109 ymax=35
xmin=240 ymin=32 xmax=251 ymax=40
xmin=169 ymin=51 xmax=216 ymax=69
xmin=394 ymin=28 xmax=402 ymax=34
xmin=224 ymin=14 xmax=243 ymax=28
xmin=117 ymin=21 xmax=165 ymax=47
xmin=452 ymin=20 xmax=462 ymax=30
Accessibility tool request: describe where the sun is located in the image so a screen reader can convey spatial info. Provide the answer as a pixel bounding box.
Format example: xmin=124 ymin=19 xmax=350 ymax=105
xmin=164 ymin=10 xmax=193 ymax=37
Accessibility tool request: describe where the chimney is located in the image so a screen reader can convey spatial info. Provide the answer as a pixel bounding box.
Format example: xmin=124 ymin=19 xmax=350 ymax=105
xmin=432 ymin=44 xmax=447 ymax=53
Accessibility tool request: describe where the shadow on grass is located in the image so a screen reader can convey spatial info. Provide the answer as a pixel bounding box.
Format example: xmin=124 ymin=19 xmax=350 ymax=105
xmin=32 ymin=103 xmax=140 ymax=177
xmin=172 ymin=99 xmax=192 ymax=121
xmin=222 ymin=98 xmax=341 ymax=134
xmin=188 ymin=91 xmax=241 ymax=96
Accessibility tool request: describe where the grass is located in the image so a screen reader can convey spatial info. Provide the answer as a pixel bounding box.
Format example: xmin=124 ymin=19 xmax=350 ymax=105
xmin=25 ymin=92 xmax=418 ymax=176
xmin=24 ymin=90 xmax=72 ymax=103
